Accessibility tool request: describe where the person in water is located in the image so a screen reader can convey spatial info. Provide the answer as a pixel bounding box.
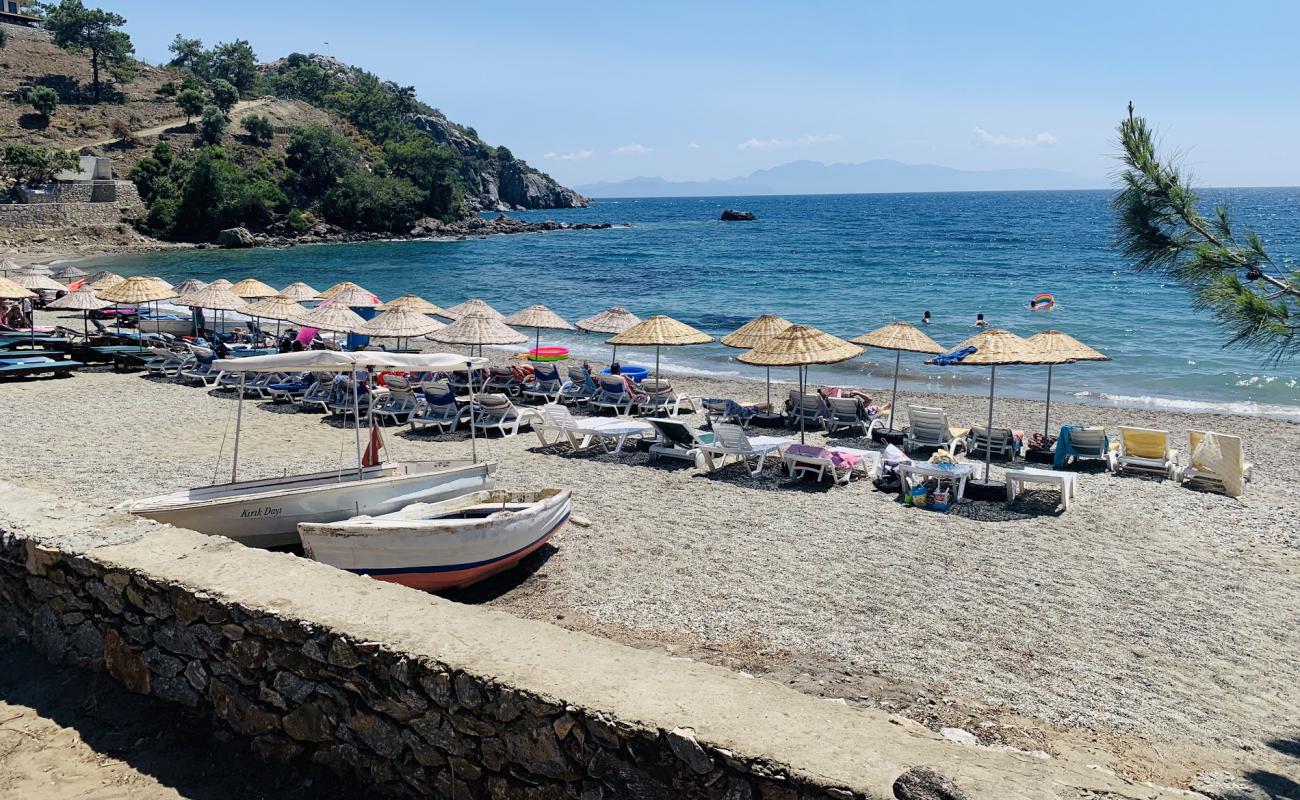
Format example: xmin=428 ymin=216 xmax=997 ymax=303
xmin=922 ymin=310 xmax=932 ymax=325
xmin=975 ymin=313 xmax=988 ymax=327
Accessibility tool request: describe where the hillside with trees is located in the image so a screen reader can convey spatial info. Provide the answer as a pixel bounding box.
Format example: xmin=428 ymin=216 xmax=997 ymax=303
xmin=0 ymin=1 xmax=586 ymax=245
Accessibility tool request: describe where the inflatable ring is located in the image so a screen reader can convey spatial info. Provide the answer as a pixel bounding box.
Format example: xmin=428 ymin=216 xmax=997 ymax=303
xmin=1031 ymin=293 xmax=1054 ymax=310
xmin=526 ymin=346 xmax=570 ymax=362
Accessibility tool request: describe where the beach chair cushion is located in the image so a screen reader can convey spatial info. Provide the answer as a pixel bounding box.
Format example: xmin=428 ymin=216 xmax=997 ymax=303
xmin=1122 ymin=428 xmax=1168 ymax=460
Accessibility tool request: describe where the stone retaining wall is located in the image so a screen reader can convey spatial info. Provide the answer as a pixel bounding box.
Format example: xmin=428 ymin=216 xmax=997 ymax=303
xmin=0 ymin=482 xmax=1194 ymax=800
xmin=0 ymin=195 xmax=141 ymax=229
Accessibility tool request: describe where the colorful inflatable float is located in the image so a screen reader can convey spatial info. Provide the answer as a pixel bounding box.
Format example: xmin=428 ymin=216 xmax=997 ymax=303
xmin=522 ymin=346 xmax=570 ymax=362
xmin=1030 ymin=293 xmax=1054 ymax=311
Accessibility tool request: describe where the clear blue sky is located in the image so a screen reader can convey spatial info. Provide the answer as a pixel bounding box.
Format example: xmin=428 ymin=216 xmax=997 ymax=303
xmin=106 ymin=0 xmax=1300 ymax=187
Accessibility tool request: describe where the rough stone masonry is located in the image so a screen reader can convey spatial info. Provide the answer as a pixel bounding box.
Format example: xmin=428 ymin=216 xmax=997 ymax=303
xmin=0 ymin=481 xmax=1197 ymax=800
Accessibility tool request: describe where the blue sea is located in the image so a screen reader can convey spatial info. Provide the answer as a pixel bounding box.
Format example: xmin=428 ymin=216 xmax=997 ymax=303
xmin=81 ymin=189 xmax=1300 ymax=420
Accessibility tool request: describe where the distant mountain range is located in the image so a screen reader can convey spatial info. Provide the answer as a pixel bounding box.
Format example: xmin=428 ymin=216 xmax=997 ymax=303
xmin=575 ymin=159 xmax=1105 ymax=198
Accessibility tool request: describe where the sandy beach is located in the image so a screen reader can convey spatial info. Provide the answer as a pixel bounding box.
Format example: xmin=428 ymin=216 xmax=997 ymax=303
xmin=2 ymin=312 xmax=1298 ymax=795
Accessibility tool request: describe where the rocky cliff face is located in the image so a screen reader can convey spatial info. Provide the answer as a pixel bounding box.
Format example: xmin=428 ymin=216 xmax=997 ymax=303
xmin=408 ymin=114 xmax=587 ymax=212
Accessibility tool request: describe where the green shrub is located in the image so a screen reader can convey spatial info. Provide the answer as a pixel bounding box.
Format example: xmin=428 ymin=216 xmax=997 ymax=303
xmin=285 ymin=208 xmax=312 ymax=233
xmin=210 ymin=78 xmax=238 ymax=113
xmin=198 ymin=105 xmax=228 ymax=144
xmin=27 ymin=87 xmax=60 ymax=121
xmin=0 ymin=144 xmax=79 ymax=189
xmin=322 ymin=172 xmax=422 ymax=233
xmin=176 ymin=88 xmax=204 ymax=123
xmin=241 ymin=114 xmax=274 ymax=146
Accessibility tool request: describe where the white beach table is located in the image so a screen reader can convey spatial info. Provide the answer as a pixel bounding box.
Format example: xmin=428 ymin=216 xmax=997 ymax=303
xmin=1005 ymin=467 xmax=1079 ymax=510
xmin=898 ymin=462 xmax=975 ymax=501
xmin=572 ymin=419 xmax=654 ymax=454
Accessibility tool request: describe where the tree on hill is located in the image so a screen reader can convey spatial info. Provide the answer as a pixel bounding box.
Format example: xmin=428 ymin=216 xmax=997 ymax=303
xmin=383 ymin=137 xmax=460 ymax=219
xmin=241 ymin=114 xmax=274 ymax=146
xmin=167 ymin=34 xmax=208 ymax=74
xmin=285 ymin=125 xmax=358 ymax=197
xmin=40 ymin=0 xmax=136 ymax=103
xmin=168 ymin=35 xmax=258 ymax=94
xmin=176 ymin=88 xmax=204 ymax=125
xmin=210 ymin=79 xmax=239 ymax=113
xmin=198 ymin=105 xmax=228 ymax=144
xmin=27 ymin=87 xmax=60 ymax=123
xmin=1115 ymin=105 xmax=1298 ymax=361
xmin=1 ymin=144 xmax=79 ymax=194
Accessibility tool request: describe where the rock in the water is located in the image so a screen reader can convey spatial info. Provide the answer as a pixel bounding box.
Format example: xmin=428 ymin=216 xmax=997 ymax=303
xmin=720 ymin=209 xmax=756 ymax=221
xmin=217 ymin=227 xmax=256 ymax=248
xmin=892 ymin=766 xmax=973 ymax=800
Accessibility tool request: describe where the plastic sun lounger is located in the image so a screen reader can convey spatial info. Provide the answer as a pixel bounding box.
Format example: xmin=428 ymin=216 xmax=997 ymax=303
xmin=782 ymin=444 xmax=882 ymax=485
xmin=647 ymin=417 xmax=715 ymax=461
xmin=533 ymin=404 xmax=650 ymax=453
xmin=1181 ymin=430 xmax=1253 ymax=496
xmin=696 ymin=423 xmax=795 ymax=476
xmin=0 ymin=357 xmax=83 ymax=379
xmin=1113 ymin=426 xmax=1178 ymax=479
xmin=903 ymin=406 xmax=968 ymax=454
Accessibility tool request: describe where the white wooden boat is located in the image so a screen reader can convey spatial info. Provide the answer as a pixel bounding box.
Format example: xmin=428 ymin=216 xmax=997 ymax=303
xmin=298 ymin=488 xmax=571 ymax=591
xmin=128 ymin=460 xmax=498 ymax=548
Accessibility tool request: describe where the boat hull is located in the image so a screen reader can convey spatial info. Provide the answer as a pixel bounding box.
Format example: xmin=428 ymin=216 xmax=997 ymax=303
xmin=127 ymin=461 xmax=498 ymax=548
xmin=299 ymin=489 xmax=571 ymax=592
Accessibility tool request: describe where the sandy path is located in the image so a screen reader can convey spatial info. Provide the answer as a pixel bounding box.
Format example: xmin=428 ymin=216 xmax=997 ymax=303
xmin=71 ymin=99 xmax=274 ymax=148
xmin=1 ymin=341 xmax=1298 ymax=792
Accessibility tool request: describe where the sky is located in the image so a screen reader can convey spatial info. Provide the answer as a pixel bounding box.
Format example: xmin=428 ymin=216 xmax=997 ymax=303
xmin=104 ymin=0 xmax=1300 ymax=188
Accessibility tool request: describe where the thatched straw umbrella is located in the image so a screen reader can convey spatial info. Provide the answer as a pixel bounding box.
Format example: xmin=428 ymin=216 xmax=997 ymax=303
xmin=318 ymin=281 xmax=375 ymax=301
xmin=360 ymin=306 xmax=445 ymax=351
xmin=503 ymin=304 xmax=575 ymax=356
xmin=291 ymin=300 xmax=367 ymax=335
xmin=440 ymin=298 xmax=504 ymax=321
xmin=20 ymin=263 xmax=53 ymax=276
xmin=230 ymin=278 xmax=278 ymax=299
xmin=851 ymin=321 xmax=946 ymax=434
xmin=98 ymin=276 xmax=178 ymax=348
xmin=146 ymin=276 xmax=173 ymax=290
xmin=576 ymin=307 xmax=641 ymax=368
xmin=1021 ymin=330 xmax=1110 ymax=437
xmin=377 ymin=294 xmax=443 ymax=315
xmin=329 ymin=285 xmax=381 ymax=308
xmin=738 ymin=324 xmax=863 ymax=443
xmin=720 ymin=314 xmax=792 ymax=409
xmin=171 ymin=278 xmax=208 ymax=296
xmin=87 ymin=271 xmax=125 ymax=291
xmin=0 ymin=258 xmax=20 ymax=276
xmin=50 ymin=264 xmax=86 ymax=281
xmin=0 ymin=276 xmax=38 ymax=338
xmin=926 ymin=328 xmax=1033 ymax=483
xmin=606 ymin=315 xmax=714 ymax=384
xmin=242 ymin=295 xmax=305 ymax=339
xmin=431 ymin=311 xmax=527 ymax=358
xmin=10 ymin=272 xmax=64 ymax=293
xmin=176 ymin=282 xmax=247 ymax=339
xmin=45 ymin=285 xmax=111 ymax=339
xmin=279 ymin=281 xmax=320 ymax=302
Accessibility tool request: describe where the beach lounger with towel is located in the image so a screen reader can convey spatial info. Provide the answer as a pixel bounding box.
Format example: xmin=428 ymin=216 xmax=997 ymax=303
xmin=782 ymin=443 xmax=881 ymax=485
xmin=637 ymin=378 xmax=696 ymax=417
xmin=409 ymin=383 xmax=464 ymax=433
xmin=1181 ymin=430 xmax=1253 ymax=497
xmin=1113 ymin=426 xmax=1178 ymax=479
xmin=558 ymin=366 xmax=598 ymax=405
xmin=1052 ymin=426 xmax=1113 ymax=470
xmin=470 ymin=393 xmax=536 ymax=437
xmin=696 ymin=423 xmax=795 ymax=476
xmin=822 ymin=396 xmax=888 ymax=436
xmin=371 ymin=375 xmax=420 ymax=425
xmin=647 ymin=417 xmax=716 ymax=461
xmin=787 ymin=391 xmax=827 ymax=431
xmin=903 ymin=406 xmax=967 ymax=454
xmin=589 ymin=374 xmax=645 ymax=416
xmin=484 ymin=365 xmax=526 ymax=396
xmin=521 ymin=363 xmax=565 ymax=404
xmin=700 ymin=398 xmax=760 ymax=428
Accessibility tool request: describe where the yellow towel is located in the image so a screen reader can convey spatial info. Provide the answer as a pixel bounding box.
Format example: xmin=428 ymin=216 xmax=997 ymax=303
xmin=1123 ymin=429 xmax=1167 ymax=460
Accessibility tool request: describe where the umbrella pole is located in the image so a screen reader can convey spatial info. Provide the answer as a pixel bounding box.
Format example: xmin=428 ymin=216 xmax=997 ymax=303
xmin=799 ymin=365 xmax=807 ymax=445
xmin=353 ymin=374 xmax=363 ymax=479
xmin=985 ymin=365 xmax=997 ymax=482
xmin=766 ymin=366 xmax=771 ymax=410
xmin=888 ymin=349 xmax=901 ymax=433
xmin=467 ymin=362 xmax=478 ymax=464
xmin=231 ymin=372 xmax=245 ymax=483
xmin=1043 ymin=365 xmax=1054 ymax=437
xmin=655 ymin=345 xmax=661 ymax=383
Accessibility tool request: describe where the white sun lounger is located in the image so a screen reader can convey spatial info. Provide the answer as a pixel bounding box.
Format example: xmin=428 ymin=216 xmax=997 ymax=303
xmin=696 ymin=423 xmax=795 ymax=476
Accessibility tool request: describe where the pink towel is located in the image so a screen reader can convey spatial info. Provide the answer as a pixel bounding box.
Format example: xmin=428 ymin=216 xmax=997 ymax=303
xmin=296 ymin=326 xmax=318 ymax=346
xmin=829 ymin=451 xmax=863 ymax=469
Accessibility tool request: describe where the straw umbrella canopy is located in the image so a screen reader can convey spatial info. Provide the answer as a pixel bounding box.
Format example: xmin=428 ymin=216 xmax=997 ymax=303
xmin=431 ymin=311 xmax=527 ymax=357
xmin=926 ymin=328 xmax=1033 ymax=483
xmin=10 ymin=272 xmax=65 ymax=293
xmin=147 ymin=276 xmax=173 ymax=290
xmin=738 ymin=324 xmax=864 ymax=443
xmin=1021 ymin=330 xmax=1110 ymax=438
xmin=576 ymin=307 xmax=642 ymax=367
xmin=360 ymin=306 xmax=445 ymax=350
xmin=0 ymin=276 xmax=37 ymax=300
xmin=50 ymin=264 xmax=87 ymax=281
xmin=503 ymin=304 xmax=575 ymax=355
xmin=606 ymin=314 xmax=715 ymax=384
xmin=318 ymin=281 xmax=375 ymax=301
xmin=21 ymin=263 xmax=53 ymax=276
xmin=97 ymin=277 xmax=178 ymax=347
xmin=720 ymin=314 xmax=793 ymax=409
xmin=175 ymin=282 xmax=248 ymax=339
xmin=378 ymin=293 xmax=443 ymax=315
xmin=171 ymin=278 xmax=207 ymax=296
xmin=329 ymin=285 xmax=381 ymax=308
xmin=230 ymin=278 xmax=278 ymax=299
xmin=290 ymin=299 xmax=367 ymax=334
xmin=46 ymin=285 xmax=111 ymax=339
xmin=87 ymin=272 xmax=125 ymax=291
xmin=851 ymin=322 xmax=947 ymax=434
xmin=242 ymin=295 xmax=305 ymax=338
xmin=279 ymin=281 xmax=320 ymax=302
xmin=0 ymin=258 xmax=20 ymax=276
xmin=440 ymin=298 xmax=504 ymax=321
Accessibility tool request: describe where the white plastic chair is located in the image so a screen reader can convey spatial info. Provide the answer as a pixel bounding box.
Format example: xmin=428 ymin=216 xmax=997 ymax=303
xmin=696 ymin=423 xmax=795 ymax=476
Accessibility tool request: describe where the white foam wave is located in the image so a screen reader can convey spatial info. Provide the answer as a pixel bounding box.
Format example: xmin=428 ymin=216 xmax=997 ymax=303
xmin=1097 ymin=393 xmax=1300 ymax=421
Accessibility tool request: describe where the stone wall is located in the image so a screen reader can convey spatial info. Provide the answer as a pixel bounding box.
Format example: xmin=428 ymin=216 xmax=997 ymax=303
xmin=0 ymin=184 xmax=142 ymax=229
xmin=0 ymin=482 xmax=1195 ymax=800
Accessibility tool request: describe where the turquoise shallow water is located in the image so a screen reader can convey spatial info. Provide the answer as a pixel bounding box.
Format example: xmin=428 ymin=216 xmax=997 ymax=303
xmin=81 ymin=189 xmax=1300 ymax=419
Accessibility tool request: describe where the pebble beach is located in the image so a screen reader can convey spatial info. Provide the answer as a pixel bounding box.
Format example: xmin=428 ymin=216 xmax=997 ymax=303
xmin=2 ymin=316 xmax=1298 ymax=792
